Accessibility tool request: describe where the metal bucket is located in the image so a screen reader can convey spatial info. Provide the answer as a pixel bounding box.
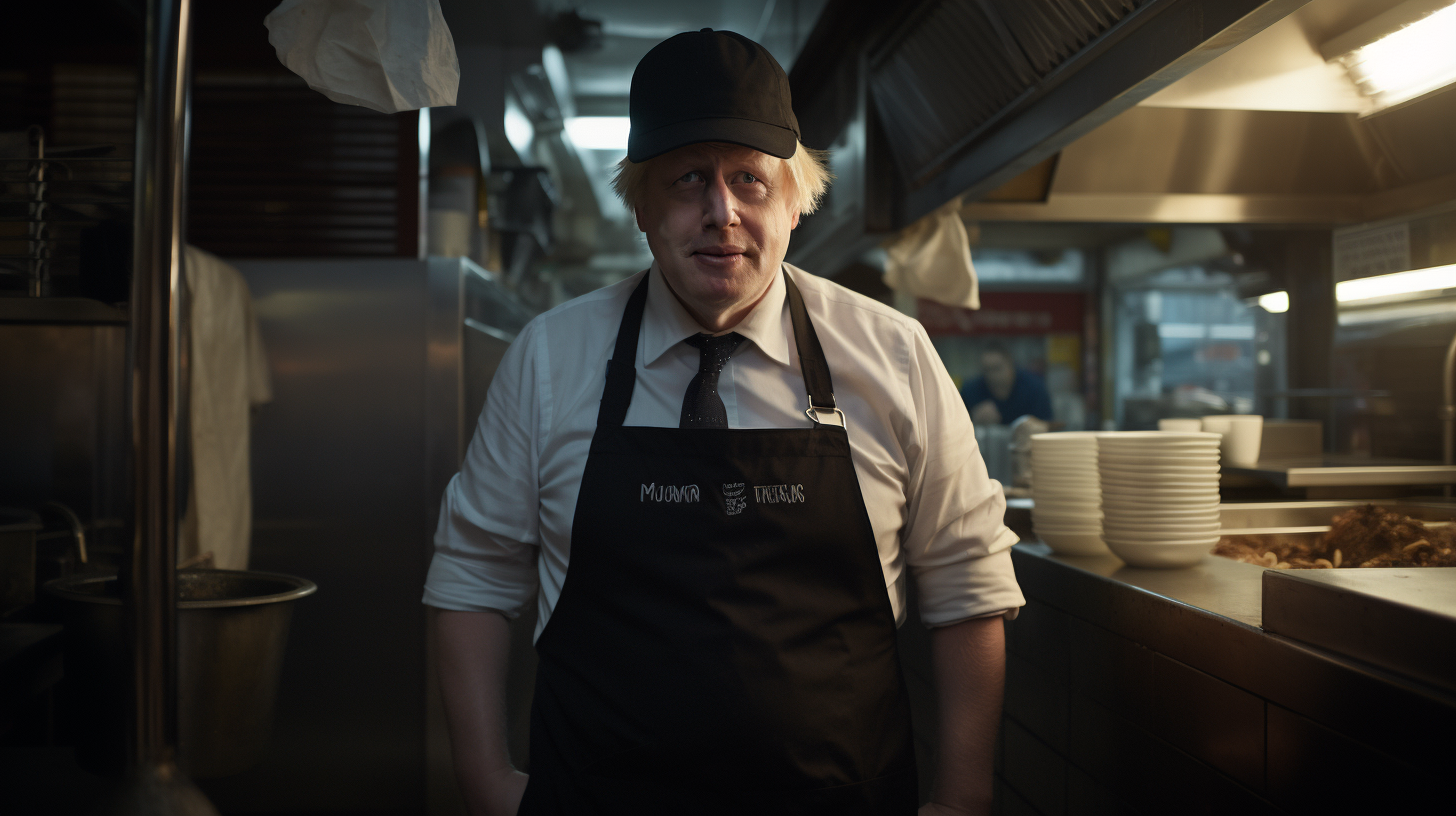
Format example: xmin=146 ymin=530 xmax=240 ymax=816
xmin=45 ymin=568 xmax=316 ymax=778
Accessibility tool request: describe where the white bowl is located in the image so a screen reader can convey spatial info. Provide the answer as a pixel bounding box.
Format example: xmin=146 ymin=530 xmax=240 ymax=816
xmin=1033 ymin=496 xmax=1102 ymax=510
xmin=1034 ymin=480 xmax=1100 ymax=493
xmin=1100 ymin=481 xmax=1218 ymax=493
xmin=1032 ymin=463 xmax=1100 ymax=473
xmin=1039 ymin=531 xmax=1112 ymax=556
xmin=1035 ymin=514 xmax=1103 ymax=529
xmin=1104 ymin=539 xmax=1209 ymax=568
xmin=1100 ymin=479 xmax=1220 ymax=492
xmin=1100 ymin=501 xmax=1220 ymax=516
xmin=1102 ymin=523 xmax=1221 ymax=537
xmin=1099 ymin=462 xmax=1221 ymax=475
xmin=1098 ymin=526 xmax=1221 ymax=542
xmin=1032 ymin=432 xmax=1102 ymax=443
xmin=1100 ymin=506 xmax=1221 ymax=520
xmin=1158 ymin=418 xmax=1205 ymax=432
xmin=1097 ymin=452 xmax=1219 ymax=466
xmin=1098 ymin=431 xmax=1221 ymax=443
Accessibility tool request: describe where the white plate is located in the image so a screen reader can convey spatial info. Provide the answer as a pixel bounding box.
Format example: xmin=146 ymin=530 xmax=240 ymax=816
xmin=1104 ymin=540 xmax=1209 ymax=568
xmin=1039 ymin=531 xmax=1111 ymax=556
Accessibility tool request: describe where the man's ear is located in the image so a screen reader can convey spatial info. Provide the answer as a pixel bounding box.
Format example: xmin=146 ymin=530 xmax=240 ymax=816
xmin=790 ymin=210 xmax=800 ymax=230
xmin=634 ymin=206 xmax=646 ymax=232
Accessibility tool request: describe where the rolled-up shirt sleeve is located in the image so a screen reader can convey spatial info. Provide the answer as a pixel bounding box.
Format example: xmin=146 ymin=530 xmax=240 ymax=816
xmin=422 ymin=321 xmax=543 ymax=617
xmin=900 ymin=324 xmax=1025 ymax=627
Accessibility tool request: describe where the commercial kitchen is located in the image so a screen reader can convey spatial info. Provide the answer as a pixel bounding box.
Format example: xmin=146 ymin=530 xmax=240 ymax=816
xmin=2 ymin=0 xmax=1454 ymax=814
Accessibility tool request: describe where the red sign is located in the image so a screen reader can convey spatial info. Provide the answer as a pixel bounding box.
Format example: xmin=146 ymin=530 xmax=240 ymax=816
xmin=917 ymin=292 xmax=1084 ymax=335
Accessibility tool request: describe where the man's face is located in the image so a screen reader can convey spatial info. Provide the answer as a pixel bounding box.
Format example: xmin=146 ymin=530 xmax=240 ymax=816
xmin=982 ymin=351 xmax=1015 ymax=399
xmin=635 ymin=143 xmax=799 ymax=329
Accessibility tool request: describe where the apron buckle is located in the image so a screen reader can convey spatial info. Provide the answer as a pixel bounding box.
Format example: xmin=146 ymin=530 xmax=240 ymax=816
xmin=805 ymin=404 xmax=846 ymax=428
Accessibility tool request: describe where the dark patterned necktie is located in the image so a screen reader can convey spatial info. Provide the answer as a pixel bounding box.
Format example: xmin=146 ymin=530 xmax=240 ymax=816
xmin=680 ymin=332 xmax=744 ymax=429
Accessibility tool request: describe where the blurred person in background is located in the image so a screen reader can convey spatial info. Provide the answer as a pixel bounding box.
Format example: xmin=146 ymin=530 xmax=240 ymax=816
xmin=960 ymin=342 xmax=1053 ymax=427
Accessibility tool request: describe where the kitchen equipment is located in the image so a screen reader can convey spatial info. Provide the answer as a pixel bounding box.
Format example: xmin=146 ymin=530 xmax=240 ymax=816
xmin=45 ymin=568 xmax=316 ymax=778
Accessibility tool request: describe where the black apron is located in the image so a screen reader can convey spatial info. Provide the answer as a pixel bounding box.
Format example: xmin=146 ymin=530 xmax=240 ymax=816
xmin=517 ymin=271 xmax=917 ymax=815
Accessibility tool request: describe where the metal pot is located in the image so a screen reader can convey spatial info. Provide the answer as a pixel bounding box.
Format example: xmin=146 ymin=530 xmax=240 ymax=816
xmin=45 ymin=568 xmax=316 ymax=778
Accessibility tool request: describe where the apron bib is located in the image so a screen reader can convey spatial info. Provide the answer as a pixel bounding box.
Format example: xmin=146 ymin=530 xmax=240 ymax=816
xmin=517 ymin=271 xmax=917 ymax=815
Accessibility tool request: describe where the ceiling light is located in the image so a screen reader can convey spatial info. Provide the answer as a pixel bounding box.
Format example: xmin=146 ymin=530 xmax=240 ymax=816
xmin=564 ymin=117 xmax=631 ymax=151
xmin=1335 ymin=263 xmax=1456 ymax=303
xmin=1257 ymin=291 xmax=1289 ymax=313
xmin=1322 ymin=0 xmax=1456 ymax=114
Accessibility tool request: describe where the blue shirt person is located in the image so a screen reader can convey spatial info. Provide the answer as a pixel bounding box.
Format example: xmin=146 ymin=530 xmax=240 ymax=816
xmin=960 ymin=345 xmax=1053 ymax=426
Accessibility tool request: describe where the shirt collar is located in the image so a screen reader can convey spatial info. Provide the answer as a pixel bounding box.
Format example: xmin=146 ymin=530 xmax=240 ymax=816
xmin=640 ymin=261 xmax=792 ymax=368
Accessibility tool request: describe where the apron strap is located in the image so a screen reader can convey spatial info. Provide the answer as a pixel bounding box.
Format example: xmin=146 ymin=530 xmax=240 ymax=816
xmin=783 ymin=271 xmax=838 ymax=419
xmin=597 ymin=271 xmax=651 ymax=428
xmin=598 ymin=267 xmax=837 ymax=427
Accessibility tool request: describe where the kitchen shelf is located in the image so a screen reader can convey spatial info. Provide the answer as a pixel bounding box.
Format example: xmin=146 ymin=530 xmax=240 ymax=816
xmin=0 ymin=297 xmax=127 ymax=325
xmin=1222 ymin=456 xmax=1456 ymax=488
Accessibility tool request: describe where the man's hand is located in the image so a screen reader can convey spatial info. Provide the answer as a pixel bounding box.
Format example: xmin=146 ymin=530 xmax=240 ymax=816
xmin=970 ymin=399 xmax=1001 ymax=426
xmin=465 ymin=766 xmax=528 ymax=816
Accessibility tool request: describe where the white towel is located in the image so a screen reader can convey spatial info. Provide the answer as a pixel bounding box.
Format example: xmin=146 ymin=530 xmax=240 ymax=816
xmin=180 ymin=246 xmax=272 ymax=571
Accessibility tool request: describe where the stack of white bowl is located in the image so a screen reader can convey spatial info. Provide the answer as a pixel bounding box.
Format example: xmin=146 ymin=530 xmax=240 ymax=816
xmin=1029 ymin=432 xmax=1109 ymax=556
xmin=1098 ymin=431 xmax=1222 ymax=568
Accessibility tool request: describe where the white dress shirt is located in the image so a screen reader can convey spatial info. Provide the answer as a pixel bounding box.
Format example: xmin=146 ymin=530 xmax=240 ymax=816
xmin=424 ymin=263 xmax=1024 ymax=640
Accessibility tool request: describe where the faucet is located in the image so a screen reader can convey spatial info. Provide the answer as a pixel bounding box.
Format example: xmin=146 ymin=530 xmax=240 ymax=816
xmin=42 ymin=501 xmax=88 ymax=566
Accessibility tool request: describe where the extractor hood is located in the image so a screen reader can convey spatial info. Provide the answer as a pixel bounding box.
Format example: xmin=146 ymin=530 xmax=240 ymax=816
xmin=788 ymin=0 xmax=1456 ymax=275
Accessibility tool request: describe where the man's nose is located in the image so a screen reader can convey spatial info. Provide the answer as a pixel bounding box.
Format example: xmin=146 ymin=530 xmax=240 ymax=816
xmin=703 ymin=175 xmax=740 ymax=228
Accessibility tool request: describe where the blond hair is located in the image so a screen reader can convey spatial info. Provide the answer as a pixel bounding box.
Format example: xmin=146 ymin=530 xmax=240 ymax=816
xmin=611 ymin=141 xmax=832 ymax=217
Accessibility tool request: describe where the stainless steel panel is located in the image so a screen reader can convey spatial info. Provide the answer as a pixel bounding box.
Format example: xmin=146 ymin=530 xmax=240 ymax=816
xmin=1219 ymin=498 xmax=1456 ymax=532
xmin=0 ymin=324 xmax=129 ymax=542
xmin=205 ymin=258 xmax=436 ymax=813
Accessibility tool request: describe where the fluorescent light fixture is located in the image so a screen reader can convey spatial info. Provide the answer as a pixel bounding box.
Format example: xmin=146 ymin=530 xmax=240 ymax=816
xmin=564 ymin=117 xmax=631 ymax=151
xmin=1257 ymin=291 xmax=1289 ymax=313
xmin=1335 ymin=263 xmax=1456 ymax=303
xmin=1323 ymin=1 xmax=1456 ymax=113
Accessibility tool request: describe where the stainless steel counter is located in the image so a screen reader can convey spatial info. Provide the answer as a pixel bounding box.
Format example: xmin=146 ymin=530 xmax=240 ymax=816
xmin=1016 ymin=542 xmax=1267 ymax=627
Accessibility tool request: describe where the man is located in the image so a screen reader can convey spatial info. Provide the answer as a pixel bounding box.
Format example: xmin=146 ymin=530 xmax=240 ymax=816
xmin=960 ymin=343 xmax=1053 ymax=427
xmin=425 ymin=29 xmax=1023 ymax=816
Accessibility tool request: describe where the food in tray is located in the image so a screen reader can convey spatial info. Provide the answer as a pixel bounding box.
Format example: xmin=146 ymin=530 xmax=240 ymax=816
xmin=1213 ymin=504 xmax=1456 ymax=569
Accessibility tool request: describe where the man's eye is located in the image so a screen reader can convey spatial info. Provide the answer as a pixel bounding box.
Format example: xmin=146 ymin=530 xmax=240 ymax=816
xmin=678 ymin=171 xmax=703 ymax=183
xmin=739 ymin=172 xmax=759 ymax=183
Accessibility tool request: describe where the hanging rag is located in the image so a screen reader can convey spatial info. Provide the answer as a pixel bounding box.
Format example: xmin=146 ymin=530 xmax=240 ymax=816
xmin=882 ymin=196 xmax=980 ymax=310
xmin=180 ymin=246 xmax=273 ymax=571
xmin=264 ymin=0 xmax=460 ymax=113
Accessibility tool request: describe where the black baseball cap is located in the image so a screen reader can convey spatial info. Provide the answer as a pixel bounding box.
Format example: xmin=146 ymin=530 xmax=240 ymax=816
xmin=627 ymin=28 xmax=800 ymax=163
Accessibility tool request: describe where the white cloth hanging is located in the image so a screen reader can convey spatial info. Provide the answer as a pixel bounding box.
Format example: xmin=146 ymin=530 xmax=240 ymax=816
xmin=264 ymin=0 xmax=460 ymax=113
xmin=882 ymin=197 xmax=980 ymax=310
xmin=180 ymin=246 xmax=273 ymax=571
